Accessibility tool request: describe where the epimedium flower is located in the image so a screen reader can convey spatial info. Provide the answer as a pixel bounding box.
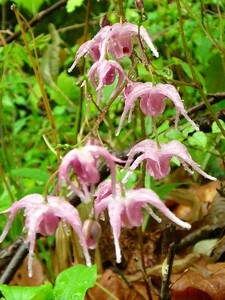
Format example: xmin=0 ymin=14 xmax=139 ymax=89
xmin=122 ymin=139 xmax=217 ymax=182
xmin=88 ymin=60 xmax=126 ymax=103
xmin=68 ymin=22 xmax=158 ymax=72
xmin=0 ymin=194 xmax=91 ymax=277
xmin=116 ymin=82 xmax=199 ymax=136
xmin=58 ymin=145 xmax=124 ymax=202
xmin=95 ymin=181 xmax=191 ymax=264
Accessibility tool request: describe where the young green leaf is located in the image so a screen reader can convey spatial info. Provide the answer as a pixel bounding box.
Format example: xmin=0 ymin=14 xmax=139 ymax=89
xmin=0 ymin=283 xmax=53 ymax=300
xmin=66 ymin=0 xmax=84 ymax=13
xmin=53 ymin=265 xmax=96 ymax=300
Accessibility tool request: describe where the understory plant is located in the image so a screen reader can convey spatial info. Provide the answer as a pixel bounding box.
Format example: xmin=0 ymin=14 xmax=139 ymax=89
xmin=1 ymin=0 xmax=223 ymax=299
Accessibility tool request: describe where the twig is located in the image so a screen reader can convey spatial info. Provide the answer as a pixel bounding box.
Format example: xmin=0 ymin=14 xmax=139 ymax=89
xmin=160 ymin=224 xmax=176 ymax=300
xmin=0 ymin=240 xmax=29 ymax=284
xmin=0 ymin=0 xmax=67 ymax=46
xmin=137 ymin=227 xmax=153 ymax=300
xmin=169 ymin=94 xmax=225 ymax=125
xmin=161 ymin=242 xmax=176 ymax=300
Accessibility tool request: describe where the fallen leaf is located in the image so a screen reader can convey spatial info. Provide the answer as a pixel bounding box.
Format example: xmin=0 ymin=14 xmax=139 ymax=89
xmin=171 ymin=262 xmax=225 ymax=300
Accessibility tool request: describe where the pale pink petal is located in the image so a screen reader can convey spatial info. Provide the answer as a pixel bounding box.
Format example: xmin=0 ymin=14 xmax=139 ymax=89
xmin=152 ymin=84 xmax=199 ymax=131
xmin=86 ymin=145 xmax=125 ymax=196
xmin=88 ymin=60 xmax=126 ymax=103
xmin=0 ymin=194 xmax=43 ymax=243
xmin=128 ymin=189 xmax=191 ymax=229
xmin=161 ymin=141 xmax=217 ymax=181
xmin=68 ymin=40 xmax=93 ymax=72
xmin=139 ymin=25 xmax=159 ymax=58
xmin=124 ymin=139 xmax=216 ymax=181
xmin=116 ymin=82 xmax=152 ymax=136
xmin=108 ymin=200 xmax=123 ymax=263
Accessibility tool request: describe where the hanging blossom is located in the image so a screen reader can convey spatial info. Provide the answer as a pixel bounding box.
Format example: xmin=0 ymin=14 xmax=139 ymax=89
xmin=116 ymin=82 xmax=199 ymax=135
xmin=123 ymin=139 xmax=217 ymax=182
xmin=0 ymin=194 xmax=91 ymax=277
xmin=95 ymin=181 xmax=190 ymax=264
xmin=88 ymin=60 xmax=127 ymax=103
xmin=58 ymin=145 xmax=124 ymax=202
xmin=68 ymin=22 xmax=159 ymax=72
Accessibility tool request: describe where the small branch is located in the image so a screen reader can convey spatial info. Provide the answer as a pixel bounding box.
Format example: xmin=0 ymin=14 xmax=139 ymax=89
xmin=137 ymin=227 xmax=153 ymax=300
xmin=161 ymin=224 xmax=176 ymax=300
xmin=0 ymin=0 xmax=67 ymax=46
xmin=169 ymin=93 xmax=225 ymax=125
xmin=0 ymin=240 xmax=29 ymax=284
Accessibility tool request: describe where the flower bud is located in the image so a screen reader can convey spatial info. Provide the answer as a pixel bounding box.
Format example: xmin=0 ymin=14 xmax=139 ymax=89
xmin=83 ymin=219 xmax=102 ymax=249
xmin=135 ymin=0 xmax=144 ymax=11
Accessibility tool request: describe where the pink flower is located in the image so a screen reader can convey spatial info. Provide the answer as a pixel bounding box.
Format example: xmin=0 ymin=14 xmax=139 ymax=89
xmin=58 ymin=145 xmax=123 ymax=201
xmin=116 ymin=82 xmax=199 ymax=135
xmin=95 ymin=181 xmax=190 ymax=263
xmin=123 ymin=139 xmax=217 ymax=181
xmin=88 ymin=60 xmax=126 ymax=103
xmin=68 ymin=22 xmax=158 ymax=72
xmin=0 ymin=194 xmax=91 ymax=277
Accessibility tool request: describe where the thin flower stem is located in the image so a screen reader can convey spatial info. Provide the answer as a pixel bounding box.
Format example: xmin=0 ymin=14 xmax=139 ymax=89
xmin=137 ymin=227 xmax=153 ymax=300
xmin=176 ymin=0 xmax=225 ymax=138
xmin=181 ymin=0 xmax=225 ymax=72
xmin=151 ymin=117 xmax=160 ymax=148
xmin=117 ymin=0 xmax=126 ymax=22
xmin=44 ymin=170 xmax=59 ymax=201
xmin=180 ymin=0 xmax=220 ymax=51
xmin=11 ymin=5 xmax=60 ymax=161
xmin=216 ymin=0 xmax=225 ymax=73
xmin=74 ymin=0 xmax=92 ymax=144
xmin=95 ymin=282 xmax=120 ymax=300
xmin=0 ymin=164 xmax=15 ymax=204
xmin=94 ymin=246 xmax=103 ymax=274
xmin=93 ymin=81 xmax=127 ymax=133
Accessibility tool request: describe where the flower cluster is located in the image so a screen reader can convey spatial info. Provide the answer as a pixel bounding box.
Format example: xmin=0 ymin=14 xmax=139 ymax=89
xmin=0 ymin=21 xmax=216 ymax=277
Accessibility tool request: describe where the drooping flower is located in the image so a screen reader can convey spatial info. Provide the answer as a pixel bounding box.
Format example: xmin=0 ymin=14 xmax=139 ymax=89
xmin=0 ymin=194 xmax=91 ymax=277
xmin=58 ymin=145 xmax=124 ymax=201
xmin=116 ymin=82 xmax=199 ymax=135
xmin=123 ymin=139 xmax=217 ymax=182
xmin=95 ymin=181 xmax=190 ymax=263
xmin=88 ymin=60 xmax=126 ymax=102
xmin=68 ymin=22 xmax=158 ymax=72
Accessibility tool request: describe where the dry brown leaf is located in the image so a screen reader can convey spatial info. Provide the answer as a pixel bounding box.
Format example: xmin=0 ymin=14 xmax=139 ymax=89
xmin=189 ymin=181 xmax=221 ymax=203
xmin=9 ymin=257 xmax=46 ymax=286
xmin=171 ymin=262 xmax=225 ymax=300
xmin=169 ymin=181 xmax=221 ymax=223
xmin=87 ymin=269 xmax=157 ymax=300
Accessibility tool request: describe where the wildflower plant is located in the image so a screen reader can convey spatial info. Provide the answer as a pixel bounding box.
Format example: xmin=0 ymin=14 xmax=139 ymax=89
xmin=0 ymin=3 xmax=219 ymax=297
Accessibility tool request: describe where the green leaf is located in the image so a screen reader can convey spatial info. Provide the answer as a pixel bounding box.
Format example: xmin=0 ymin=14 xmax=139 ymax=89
xmin=188 ymin=131 xmax=208 ymax=149
xmin=165 ymin=128 xmax=183 ymax=141
xmin=54 ymin=265 xmax=96 ymax=300
xmin=66 ymin=0 xmax=84 ymax=13
xmin=0 ymin=283 xmax=53 ymax=300
xmin=212 ymin=120 xmax=225 ymax=134
xmin=10 ymin=168 xmax=49 ymax=183
xmin=12 ymin=0 xmax=47 ymax=15
xmin=52 ymin=71 xmax=80 ymax=105
xmin=206 ymin=53 xmax=225 ymax=93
